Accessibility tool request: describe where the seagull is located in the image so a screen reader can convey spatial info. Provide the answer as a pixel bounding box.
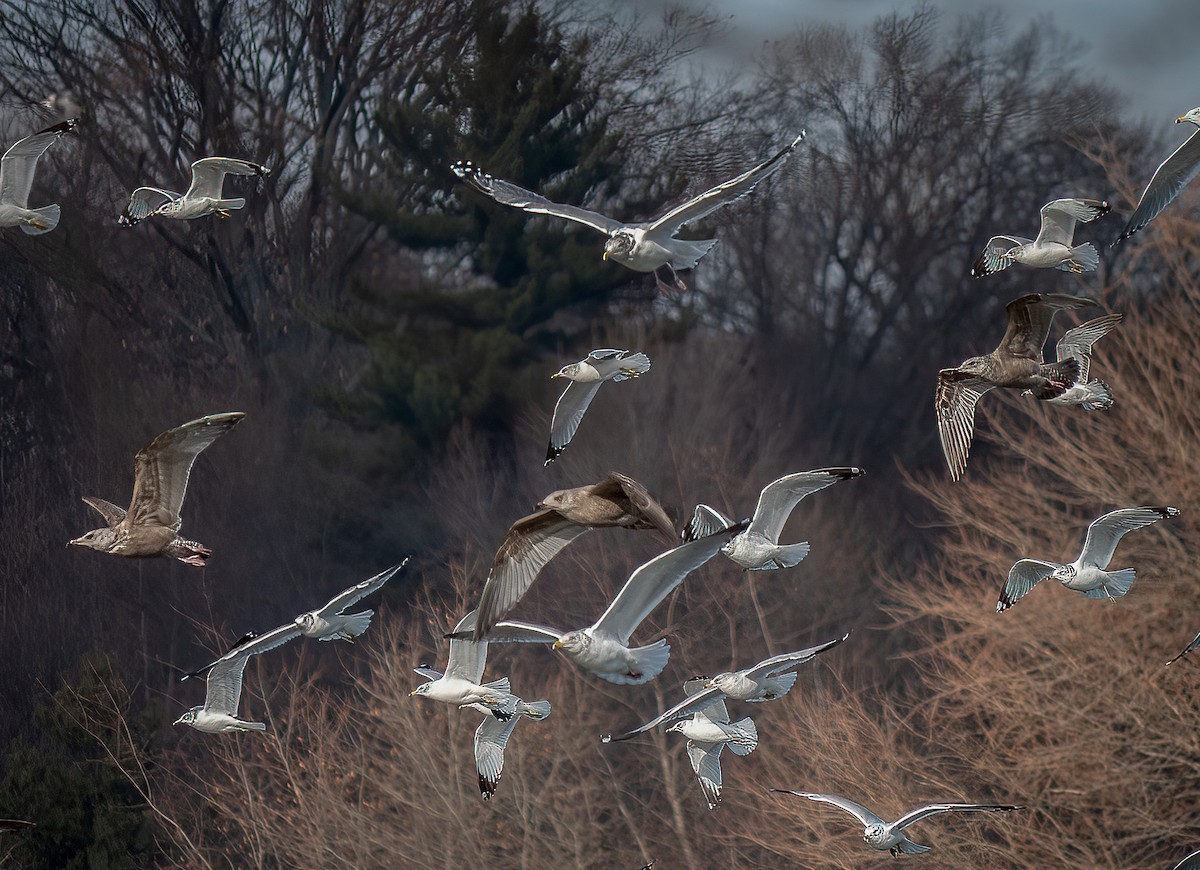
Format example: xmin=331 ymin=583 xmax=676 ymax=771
xmin=411 ymin=610 xmax=516 ymax=717
xmin=1167 ymin=627 xmax=1200 ymax=666
xmin=1119 ymin=107 xmax=1200 ymax=242
xmin=936 ymin=293 xmax=1094 ymax=480
xmin=118 ymin=157 xmax=269 ymax=226
xmin=474 ymin=472 xmax=675 ymax=640
xmin=971 ymin=198 xmax=1109 ymax=277
xmin=667 ymin=677 xmax=757 ymax=810
xmin=452 ymin=132 xmax=805 ymax=293
xmin=682 ymin=468 xmax=863 ymax=570
xmin=180 ymin=561 xmax=409 ymax=680
xmin=769 ymin=790 xmax=1022 ymax=856
xmin=469 ymin=694 xmax=551 ymax=800
xmin=69 ymin=412 xmax=244 ymax=566
xmin=546 ymin=349 xmax=651 ymax=464
xmin=0 ymin=119 xmax=78 ymax=235
xmin=1023 ymin=313 xmax=1121 ymax=410
xmin=603 ymin=634 xmax=847 ymax=743
xmin=997 ymin=507 xmax=1179 ymax=611
xmin=451 ymin=526 xmax=745 ymax=685
xmin=173 ymin=649 xmax=266 ymax=734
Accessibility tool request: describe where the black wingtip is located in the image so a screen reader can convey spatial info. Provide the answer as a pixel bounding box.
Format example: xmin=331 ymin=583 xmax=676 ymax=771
xmin=1157 ymin=506 xmax=1181 ymax=518
xmin=40 ymin=118 xmax=79 ymax=136
xmin=545 ymin=442 xmax=564 ymax=465
xmin=479 ymin=774 xmax=496 ymax=800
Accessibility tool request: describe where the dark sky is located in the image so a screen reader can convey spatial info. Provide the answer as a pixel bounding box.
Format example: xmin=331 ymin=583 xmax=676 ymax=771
xmin=628 ymin=0 xmax=1200 ymax=125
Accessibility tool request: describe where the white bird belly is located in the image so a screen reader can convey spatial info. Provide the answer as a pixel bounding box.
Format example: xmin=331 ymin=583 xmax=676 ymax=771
xmin=571 ymin=633 xmax=634 ymax=674
xmin=1016 ymin=242 xmax=1072 ymax=268
xmin=716 ymin=673 xmax=760 ymax=701
xmin=0 ymin=204 xmax=27 ymax=228
xmin=1063 ymin=565 xmax=1108 ymax=592
xmin=674 ymin=719 xmax=732 ymax=743
xmin=619 ymin=237 xmax=672 ymax=272
xmin=725 ymin=534 xmax=777 ymax=568
xmin=425 ymin=677 xmax=494 ymax=706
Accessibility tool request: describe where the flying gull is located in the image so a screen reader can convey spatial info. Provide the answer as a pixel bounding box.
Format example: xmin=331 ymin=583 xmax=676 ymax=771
xmin=451 ymin=526 xmax=744 ymax=685
xmin=469 ymin=694 xmax=551 ymax=800
xmin=1119 ymin=107 xmax=1200 ymax=242
xmin=998 ymin=507 xmax=1179 ymax=611
xmin=936 ymin=293 xmax=1093 ymax=480
xmin=971 ymin=198 xmax=1109 ymax=277
xmin=667 ymin=677 xmax=757 ymax=810
xmin=545 ymin=349 xmax=650 ymax=463
xmin=411 ymin=609 xmax=516 ymax=717
xmin=473 ymin=471 xmax=675 ymax=639
xmin=0 ymin=119 xmax=78 ymax=235
xmin=173 ymin=647 xmax=266 ymax=734
xmin=682 ymin=468 xmax=863 ymax=570
xmin=118 ymin=157 xmax=269 ymax=226
xmin=69 ymin=412 xmax=244 ymax=566
xmin=180 ymin=561 xmax=409 ymax=680
xmin=1024 ymin=313 xmax=1121 ymax=410
xmin=604 ymin=633 xmax=847 ymax=742
xmin=769 ymin=790 xmax=1022 ymax=856
xmin=452 ymin=132 xmax=805 ymax=292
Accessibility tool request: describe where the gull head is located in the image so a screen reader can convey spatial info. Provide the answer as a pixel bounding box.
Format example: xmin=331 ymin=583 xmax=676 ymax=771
xmin=864 ymin=823 xmax=886 ymax=844
xmin=409 ymin=683 xmax=431 ymax=698
xmin=956 ymin=355 xmax=991 ymax=378
xmin=707 ymin=672 xmax=735 ymax=691
xmin=295 ymin=612 xmax=316 ymax=632
xmin=1176 ymin=107 xmax=1200 ymax=126
xmin=1053 ymin=564 xmax=1077 ymax=582
xmin=173 ymin=708 xmax=198 ymax=726
xmin=551 ymin=362 xmax=581 ymax=381
xmin=553 ymin=631 xmax=587 ymax=655
xmin=539 ymin=487 xmax=576 ymax=512
xmin=69 ymin=527 xmax=117 ymax=552
xmin=603 ymin=231 xmax=635 ymax=263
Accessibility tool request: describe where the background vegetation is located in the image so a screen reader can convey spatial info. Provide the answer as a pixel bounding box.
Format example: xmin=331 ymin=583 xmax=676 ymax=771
xmin=0 ymin=0 xmax=1192 ymax=867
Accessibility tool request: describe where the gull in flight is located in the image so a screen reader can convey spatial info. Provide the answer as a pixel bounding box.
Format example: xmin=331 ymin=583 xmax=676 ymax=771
xmin=1023 ymin=313 xmax=1121 ymax=410
xmin=118 ymin=157 xmax=269 ymax=226
xmin=469 ymin=694 xmax=551 ymax=800
xmin=667 ymin=677 xmax=757 ymax=810
xmin=174 ymin=647 xmax=267 ymax=734
xmin=936 ymin=293 xmax=1094 ymax=480
xmin=998 ymin=507 xmax=1179 ymax=611
xmin=473 ymin=472 xmax=675 ymax=640
xmin=971 ymin=198 xmax=1109 ymax=277
xmin=451 ymin=526 xmax=744 ymax=685
xmin=603 ymin=633 xmax=847 ymax=742
xmin=452 ymin=132 xmax=805 ymax=293
xmin=180 ymin=561 xmax=409 ymax=680
xmin=1119 ymin=107 xmax=1200 ymax=241
xmin=682 ymin=468 xmax=863 ymax=570
xmin=0 ymin=119 xmax=78 ymax=235
xmin=546 ymin=348 xmax=650 ymax=464
xmin=411 ymin=610 xmax=516 ymax=717
xmin=69 ymin=412 xmax=244 ymax=566
xmin=770 ymin=790 xmax=1022 ymax=856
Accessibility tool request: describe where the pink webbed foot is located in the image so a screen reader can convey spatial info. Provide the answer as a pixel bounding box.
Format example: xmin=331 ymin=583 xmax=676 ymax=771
xmin=179 ymin=555 xmax=208 ymax=567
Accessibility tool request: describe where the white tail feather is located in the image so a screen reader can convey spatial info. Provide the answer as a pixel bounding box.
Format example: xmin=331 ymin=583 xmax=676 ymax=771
xmin=20 ymin=204 xmax=60 ymax=235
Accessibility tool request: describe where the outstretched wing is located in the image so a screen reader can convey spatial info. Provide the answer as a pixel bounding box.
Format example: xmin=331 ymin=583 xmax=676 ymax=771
xmin=1053 ymin=313 xmax=1122 ymax=380
xmin=317 ymin=559 xmax=409 ymax=618
xmin=546 ymin=380 xmax=603 ymax=465
xmin=185 ymin=157 xmax=267 ymax=199
xmin=970 ymin=235 xmax=1031 ymax=277
xmin=747 ymin=468 xmax=863 ymax=542
xmin=1171 ymin=845 xmax=1200 ymax=870
xmin=204 ymin=654 xmax=251 ymax=717
xmin=1120 ymin=127 xmax=1200 ymax=241
xmin=743 ymin=633 xmax=850 ymax=680
xmin=444 ymin=610 xmax=489 ymax=684
xmin=591 ymin=472 xmax=675 ymax=537
xmin=1079 ymin=506 xmax=1179 ymax=569
xmin=474 ymin=710 xmax=522 ymax=799
xmin=451 ymin=160 xmax=623 ymax=235
xmin=592 ymin=525 xmax=745 ymax=644
xmin=647 ymin=132 xmax=805 ymax=236
xmin=997 ymin=559 xmax=1059 ymax=612
xmin=682 ymin=504 xmax=735 ymax=542
xmin=603 ymin=680 xmax=726 ymax=743
xmin=1035 ymin=198 xmax=1109 ymax=246
xmin=120 ymin=186 xmax=181 ymax=224
xmin=893 ymin=803 xmax=1022 ymax=832
xmin=769 ymin=790 xmax=886 ymax=827
xmin=82 ymin=496 xmax=127 ymax=528
xmin=998 ymin=293 xmax=1095 ymax=363
xmin=457 ymin=619 xmax=563 ymax=645
xmin=685 ymin=740 xmax=725 ymax=809
xmin=0 ymin=119 xmax=77 ymax=208
xmin=127 ymin=412 xmax=244 ymax=529
xmin=935 ymin=371 xmax=992 ymax=482
xmin=474 ymin=510 xmax=593 ymax=639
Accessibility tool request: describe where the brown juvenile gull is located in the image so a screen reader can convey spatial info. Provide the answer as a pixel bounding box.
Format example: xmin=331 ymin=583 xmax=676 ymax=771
xmin=546 ymin=348 xmax=650 ymax=464
xmin=936 ymin=293 xmax=1093 ymax=481
xmin=770 ymin=790 xmax=1022 ymax=856
xmin=1119 ymin=107 xmax=1200 ymax=242
xmin=451 ymin=133 xmax=805 ymax=293
xmin=971 ymin=198 xmax=1109 ymax=277
xmin=118 ymin=158 xmax=269 ymax=226
xmin=0 ymin=119 xmax=78 ymax=235
xmin=472 ymin=472 xmax=675 ymax=639
xmin=69 ymin=412 xmax=244 ymax=566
